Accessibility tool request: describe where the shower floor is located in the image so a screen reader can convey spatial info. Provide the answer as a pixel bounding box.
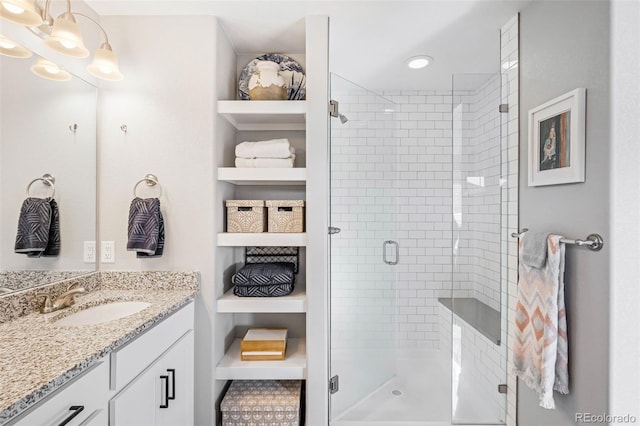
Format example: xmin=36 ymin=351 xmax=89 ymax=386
xmin=331 ymin=351 xmax=503 ymax=426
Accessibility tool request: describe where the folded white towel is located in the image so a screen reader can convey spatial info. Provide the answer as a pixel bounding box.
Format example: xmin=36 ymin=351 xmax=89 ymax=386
xmin=235 ymin=155 xmax=295 ymax=168
xmin=235 ymin=139 xmax=292 ymax=159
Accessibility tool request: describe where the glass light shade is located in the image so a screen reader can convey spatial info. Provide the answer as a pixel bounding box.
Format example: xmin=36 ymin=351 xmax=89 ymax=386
xmin=87 ymin=45 xmax=123 ymax=81
xmin=0 ymin=34 xmax=32 ymax=58
xmin=44 ymin=13 xmax=89 ymax=58
xmin=0 ymin=0 xmax=42 ymax=26
xmin=31 ymin=57 xmax=71 ymax=81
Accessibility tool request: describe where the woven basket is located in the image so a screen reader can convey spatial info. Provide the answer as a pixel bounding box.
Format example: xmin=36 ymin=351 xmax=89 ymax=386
xmin=226 ymin=200 xmax=266 ymax=233
xmin=266 ymin=200 xmax=304 ymax=233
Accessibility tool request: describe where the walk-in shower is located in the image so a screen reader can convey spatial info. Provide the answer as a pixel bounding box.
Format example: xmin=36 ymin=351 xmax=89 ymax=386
xmin=328 ymin=72 xmax=509 ymax=425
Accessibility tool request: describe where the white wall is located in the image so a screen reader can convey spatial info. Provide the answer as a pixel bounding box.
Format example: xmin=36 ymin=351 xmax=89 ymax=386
xmin=97 ymin=15 xmax=216 ymax=425
xmin=609 ymin=0 xmax=640 ymax=420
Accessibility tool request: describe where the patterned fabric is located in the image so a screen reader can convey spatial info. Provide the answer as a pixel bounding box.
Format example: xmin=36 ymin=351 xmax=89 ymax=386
xmin=126 ymin=197 xmax=164 ymax=258
xmin=513 ymin=234 xmax=569 ymax=409
xmin=246 ymin=246 xmax=299 ymax=273
xmin=221 ymin=380 xmax=301 ymax=426
xmin=233 ymin=263 xmax=295 ymax=286
xmin=233 ymin=283 xmax=294 ymax=297
xmin=232 ymin=263 xmax=295 ymax=297
xmin=14 ymin=198 xmax=60 ymax=257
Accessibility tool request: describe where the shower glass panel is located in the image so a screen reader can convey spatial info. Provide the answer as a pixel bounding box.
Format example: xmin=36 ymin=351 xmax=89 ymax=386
xmin=329 ymin=73 xmax=399 ymax=423
xmin=450 ymin=73 xmax=508 ymax=424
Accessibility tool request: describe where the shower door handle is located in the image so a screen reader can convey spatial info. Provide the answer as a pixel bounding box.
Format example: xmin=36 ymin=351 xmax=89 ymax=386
xmin=383 ymin=240 xmax=399 ymax=265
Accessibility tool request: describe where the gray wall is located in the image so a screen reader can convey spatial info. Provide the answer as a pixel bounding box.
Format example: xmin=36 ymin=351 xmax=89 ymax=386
xmin=519 ymin=1 xmax=610 ymax=425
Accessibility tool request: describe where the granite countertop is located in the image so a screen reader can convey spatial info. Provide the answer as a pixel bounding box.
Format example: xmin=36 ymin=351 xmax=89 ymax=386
xmin=0 ymin=272 xmax=198 ymax=424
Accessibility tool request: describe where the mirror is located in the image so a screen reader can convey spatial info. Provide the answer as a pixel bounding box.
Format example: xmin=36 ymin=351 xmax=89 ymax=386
xmin=0 ymin=53 xmax=97 ymax=295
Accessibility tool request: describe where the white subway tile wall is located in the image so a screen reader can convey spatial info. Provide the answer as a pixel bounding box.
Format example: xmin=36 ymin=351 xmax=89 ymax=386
xmin=331 ymin=84 xmax=504 ymax=350
xmin=439 ymin=304 xmax=507 ymax=423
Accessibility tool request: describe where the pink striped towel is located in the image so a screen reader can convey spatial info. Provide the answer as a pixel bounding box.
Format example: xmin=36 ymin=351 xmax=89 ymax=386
xmin=513 ymin=234 xmax=569 ymax=409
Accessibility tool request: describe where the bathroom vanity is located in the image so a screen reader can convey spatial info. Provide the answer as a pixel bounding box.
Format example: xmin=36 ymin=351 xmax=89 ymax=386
xmin=0 ymin=272 xmax=198 ymax=426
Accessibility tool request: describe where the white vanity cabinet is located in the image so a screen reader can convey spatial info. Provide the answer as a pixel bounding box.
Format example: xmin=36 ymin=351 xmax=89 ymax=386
xmin=108 ymin=302 xmax=195 ymax=426
xmin=6 ymin=301 xmax=195 ymax=426
xmin=11 ymin=360 xmax=110 ymax=426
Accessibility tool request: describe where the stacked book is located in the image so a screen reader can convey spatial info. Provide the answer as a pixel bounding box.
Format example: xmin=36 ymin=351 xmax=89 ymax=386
xmin=240 ymin=328 xmax=288 ymax=361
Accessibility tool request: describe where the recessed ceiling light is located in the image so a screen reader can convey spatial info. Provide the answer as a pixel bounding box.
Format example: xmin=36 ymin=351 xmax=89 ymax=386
xmin=406 ymin=55 xmax=434 ymax=69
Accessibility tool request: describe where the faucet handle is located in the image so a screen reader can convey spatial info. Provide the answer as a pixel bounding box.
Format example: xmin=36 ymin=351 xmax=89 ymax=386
xmin=66 ymin=283 xmax=82 ymax=292
xmin=35 ymin=293 xmax=53 ymax=313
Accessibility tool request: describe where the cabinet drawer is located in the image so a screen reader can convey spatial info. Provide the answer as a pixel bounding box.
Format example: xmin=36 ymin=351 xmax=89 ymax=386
xmin=10 ymin=360 xmax=109 ymax=426
xmin=110 ymin=302 xmax=194 ymax=391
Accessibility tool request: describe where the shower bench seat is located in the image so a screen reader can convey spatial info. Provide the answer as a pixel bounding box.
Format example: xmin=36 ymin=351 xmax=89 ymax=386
xmin=438 ymin=297 xmax=501 ymax=345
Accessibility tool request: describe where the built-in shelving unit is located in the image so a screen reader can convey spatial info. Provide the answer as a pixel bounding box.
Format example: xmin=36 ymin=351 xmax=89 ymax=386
xmin=213 ymin=17 xmax=328 ymax=423
xmin=216 ymin=338 xmax=307 ymax=380
xmin=218 ymin=100 xmax=306 ymax=131
xmin=216 ymin=232 xmax=307 ymax=247
xmin=217 ymin=286 xmax=307 ymax=313
xmin=217 ymin=167 xmax=306 ymax=185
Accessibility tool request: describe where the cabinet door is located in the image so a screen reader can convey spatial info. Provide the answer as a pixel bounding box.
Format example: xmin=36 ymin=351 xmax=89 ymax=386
xmin=109 ymin=330 xmax=194 ymax=426
xmin=12 ymin=360 xmax=109 ymax=426
xmin=159 ymin=330 xmax=194 ymax=426
xmin=109 ymin=362 xmax=159 ymax=426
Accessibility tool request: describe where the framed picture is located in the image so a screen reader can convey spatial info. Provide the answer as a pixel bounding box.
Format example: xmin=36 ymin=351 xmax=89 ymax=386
xmin=528 ymin=88 xmax=586 ymax=186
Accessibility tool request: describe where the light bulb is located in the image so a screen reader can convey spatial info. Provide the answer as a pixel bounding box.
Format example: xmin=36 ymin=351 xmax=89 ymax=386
xmin=43 ymin=63 xmax=59 ymax=74
xmin=2 ymin=2 xmax=24 ymax=14
xmin=60 ymin=39 xmax=76 ymax=49
xmin=98 ymin=64 xmax=112 ymax=74
xmin=0 ymin=39 xmax=15 ymax=49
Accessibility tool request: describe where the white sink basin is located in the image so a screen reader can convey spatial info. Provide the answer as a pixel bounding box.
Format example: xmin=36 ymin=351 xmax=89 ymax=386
xmin=53 ymin=301 xmax=151 ymax=326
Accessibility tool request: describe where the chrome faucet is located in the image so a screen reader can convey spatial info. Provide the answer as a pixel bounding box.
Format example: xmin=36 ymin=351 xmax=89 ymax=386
xmin=36 ymin=284 xmax=86 ymax=314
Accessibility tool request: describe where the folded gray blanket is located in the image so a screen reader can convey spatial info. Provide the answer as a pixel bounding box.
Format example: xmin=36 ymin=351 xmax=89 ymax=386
xmin=15 ymin=197 xmax=60 ymax=257
xmin=127 ymin=197 xmax=164 ymax=258
xmin=232 ymin=262 xmax=295 ymax=287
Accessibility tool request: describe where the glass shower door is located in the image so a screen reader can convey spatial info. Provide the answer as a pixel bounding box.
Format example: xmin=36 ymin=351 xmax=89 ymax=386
xmin=450 ymin=73 xmax=508 ymax=424
xmin=329 ymin=73 xmax=399 ymax=422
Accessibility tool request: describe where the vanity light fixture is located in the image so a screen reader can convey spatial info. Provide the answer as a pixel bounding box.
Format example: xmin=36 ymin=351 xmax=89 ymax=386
xmin=406 ymin=55 xmax=434 ymax=70
xmin=0 ymin=0 xmax=42 ymax=26
xmin=30 ymin=56 xmax=71 ymax=81
xmin=0 ymin=0 xmax=123 ymax=81
xmin=0 ymin=34 xmax=32 ymax=58
xmin=44 ymin=11 xmax=89 ymax=58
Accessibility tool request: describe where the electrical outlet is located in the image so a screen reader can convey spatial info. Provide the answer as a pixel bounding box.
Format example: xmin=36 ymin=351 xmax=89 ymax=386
xmin=101 ymin=241 xmax=115 ymax=263
xmin=83 ymin=241 xmax=96 ymax=263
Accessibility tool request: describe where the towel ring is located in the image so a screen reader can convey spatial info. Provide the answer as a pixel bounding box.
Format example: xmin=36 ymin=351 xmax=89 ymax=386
xmin=26 ymin=174 xmax=56 ymax=198
xmin=133 ymin=174 xmax=162 ymax=198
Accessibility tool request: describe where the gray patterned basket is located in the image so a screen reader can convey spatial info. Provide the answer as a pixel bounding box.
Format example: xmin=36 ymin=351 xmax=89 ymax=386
xmin=226 ymin=200 xmax=266 ymax=233
xmin=266 ymin=200 xmax=304 ymax=233
xmin=221 ymin=380 xmax=302 ymax=426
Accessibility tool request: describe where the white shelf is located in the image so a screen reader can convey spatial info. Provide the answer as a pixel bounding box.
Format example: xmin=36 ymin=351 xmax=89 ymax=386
xmin=217 ymin=286 xmax=307 ymax=313
xmin=217 ymin=232 xmax=307 ymax=247
xmin=218 ymin=100 xmax=306 ymax=131
xmin=217 ymin=167 xmax=306 ymax=185
xmin=216 ymin=338 xmax=307 ymax=380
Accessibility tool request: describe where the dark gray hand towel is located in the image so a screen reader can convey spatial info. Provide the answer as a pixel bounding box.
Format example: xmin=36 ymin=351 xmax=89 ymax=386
xmin=15 ymin=197 xmax=60 ymax=257
xmin=127 ymin=197 xmax=164 ymax=258
xmin=521 ymin=231 xmax=549 ymax=268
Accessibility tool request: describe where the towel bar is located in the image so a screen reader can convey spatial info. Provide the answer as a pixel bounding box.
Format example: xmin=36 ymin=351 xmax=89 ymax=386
xmin=511 ymin=229 xmax=604 ymax=251
xmin=26 ymin=174 xmax=55 ymax=198
xmin=133 ymin=174 xmax=163 ymax=198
